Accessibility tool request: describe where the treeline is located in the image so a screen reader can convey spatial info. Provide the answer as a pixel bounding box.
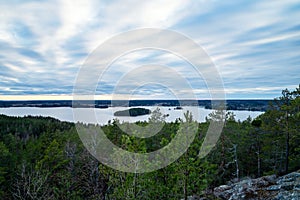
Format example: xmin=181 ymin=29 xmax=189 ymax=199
xmin=0 ymin=85 xmax=299 ymax=199
xmin=0 ymin=99 xmax=272 ymax=111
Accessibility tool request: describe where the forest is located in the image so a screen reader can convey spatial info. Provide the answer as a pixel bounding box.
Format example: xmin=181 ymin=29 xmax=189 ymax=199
xmin=0 ymin=85 xmax=299 ymax=200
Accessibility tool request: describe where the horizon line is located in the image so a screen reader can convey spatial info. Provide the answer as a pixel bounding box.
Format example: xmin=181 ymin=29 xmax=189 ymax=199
xmin=0 ymin=98 xmax=274 ymax=101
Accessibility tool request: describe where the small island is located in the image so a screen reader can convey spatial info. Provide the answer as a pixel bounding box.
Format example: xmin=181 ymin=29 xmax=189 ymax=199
xmin=174 ymin=106 xmax=183 ymax=110
xmin=114 ymin=108 xmax=151 ymax=117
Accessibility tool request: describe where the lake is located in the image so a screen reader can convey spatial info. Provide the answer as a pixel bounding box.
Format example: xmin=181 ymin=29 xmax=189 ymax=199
xmin=0 ymin=106 xmax=263 ymax=125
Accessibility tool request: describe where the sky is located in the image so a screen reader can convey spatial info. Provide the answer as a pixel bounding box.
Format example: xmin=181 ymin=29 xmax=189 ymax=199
xmin=0 ymin=0 xmax=300 ymax=100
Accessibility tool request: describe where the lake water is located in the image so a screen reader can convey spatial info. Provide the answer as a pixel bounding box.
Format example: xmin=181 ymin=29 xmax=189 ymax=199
xmin=0 ymin=106 xmax=263 ymax=125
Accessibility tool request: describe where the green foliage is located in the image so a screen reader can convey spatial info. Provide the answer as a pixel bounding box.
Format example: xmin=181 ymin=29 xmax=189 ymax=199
xmin=260 ymin=85 xmax=300 ymax=174
xmin=0 ymin=141 xmax=11 ymax=196
xmin=0 ymin=85 xmax=299 ymax=199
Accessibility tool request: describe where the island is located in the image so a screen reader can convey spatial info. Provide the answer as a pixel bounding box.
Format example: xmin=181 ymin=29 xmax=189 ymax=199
xmin=114 ymin=108 xmax=151 ymax=117
xmin=174 ymin=106 xmax=183 ymax=110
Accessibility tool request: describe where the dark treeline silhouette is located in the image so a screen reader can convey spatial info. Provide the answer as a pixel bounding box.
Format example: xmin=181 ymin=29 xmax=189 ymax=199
xmin=0 ymin=99 xmax=271 ymax=111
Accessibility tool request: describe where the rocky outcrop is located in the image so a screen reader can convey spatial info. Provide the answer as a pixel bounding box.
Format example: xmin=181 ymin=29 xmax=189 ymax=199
xmin=213 ymin=171 xmax=300 ymax=200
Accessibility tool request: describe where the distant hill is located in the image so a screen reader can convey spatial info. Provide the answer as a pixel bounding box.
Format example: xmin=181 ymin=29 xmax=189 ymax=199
xmin=0 ymin=99 xmax=273 ymax=111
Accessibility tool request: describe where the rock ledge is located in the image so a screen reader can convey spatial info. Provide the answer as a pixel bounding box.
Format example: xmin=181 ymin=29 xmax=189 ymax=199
xmin=213 ymin=171 xmax=300 ymax=200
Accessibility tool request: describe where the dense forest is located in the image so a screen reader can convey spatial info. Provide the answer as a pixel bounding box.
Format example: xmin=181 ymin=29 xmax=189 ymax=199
xmin=0 ymin=85 xmax=299 ymax=199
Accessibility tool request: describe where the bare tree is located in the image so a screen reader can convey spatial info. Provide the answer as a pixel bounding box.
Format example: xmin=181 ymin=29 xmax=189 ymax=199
xmin=12 ymin=163 xmax=53 ymax=200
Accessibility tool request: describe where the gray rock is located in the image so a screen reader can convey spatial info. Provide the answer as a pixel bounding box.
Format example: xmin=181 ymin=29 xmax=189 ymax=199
xmin=266 ymin=185 xmax=281 ymax=191
xmin=213 ymin=170 xmax=300 ymax=200
xmin=263 ymin=174 xmax=277 ymax=184
xmin=281 ymin=182 xmax=294 ymax=190
xmin=277 ymin=172 xmax=300 ymax=185
xmin=214 ymin=188 xmax=233 ymax=199
xmin=218 ymin=184 xmax=232 ymax=191
xmin=214 ymin=185 xmax=233 ymax=199
xmin=274 ymin=190 xmax=300 ymax=200
xmin=294 ymin=183 xmax=300 ymax=191
xmin=252 ymin=178 xmax=269 ymax=187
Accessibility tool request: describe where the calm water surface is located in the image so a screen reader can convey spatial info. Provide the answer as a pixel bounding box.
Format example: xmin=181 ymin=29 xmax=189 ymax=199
xmin=0 ymin=106 xmax=263 ymax=125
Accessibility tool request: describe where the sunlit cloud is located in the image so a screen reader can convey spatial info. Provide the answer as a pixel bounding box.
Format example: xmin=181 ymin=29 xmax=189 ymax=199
xmin=0 ymin=0 xmax=299 ymax=99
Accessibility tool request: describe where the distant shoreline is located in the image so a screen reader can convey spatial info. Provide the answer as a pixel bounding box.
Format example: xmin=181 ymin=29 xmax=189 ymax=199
xmin=0 ymin=99 xmax=273 ymax=111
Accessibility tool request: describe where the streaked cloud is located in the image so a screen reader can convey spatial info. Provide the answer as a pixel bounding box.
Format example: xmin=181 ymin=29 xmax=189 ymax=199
xmin=0 ymin=0 xmax=299 ymax=99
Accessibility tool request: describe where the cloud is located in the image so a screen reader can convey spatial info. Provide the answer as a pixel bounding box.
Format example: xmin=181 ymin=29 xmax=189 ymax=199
xmin=0 ymin=0 xmax=299 ymax=99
